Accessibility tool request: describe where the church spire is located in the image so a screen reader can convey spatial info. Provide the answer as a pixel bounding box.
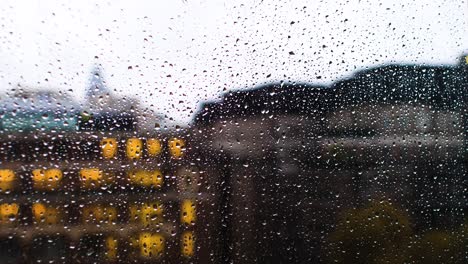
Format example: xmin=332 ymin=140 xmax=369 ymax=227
xmin=86 ymin=64 xmax=109 ymax=97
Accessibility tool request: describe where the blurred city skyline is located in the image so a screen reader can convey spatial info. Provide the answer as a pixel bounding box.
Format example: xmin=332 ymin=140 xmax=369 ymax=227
xmin=0 ymin=0 xmax=467 ymax=126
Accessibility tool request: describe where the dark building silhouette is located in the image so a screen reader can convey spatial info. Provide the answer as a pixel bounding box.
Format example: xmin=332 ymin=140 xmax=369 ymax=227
xmin=193 ymin=60 xmax=468 ymax=263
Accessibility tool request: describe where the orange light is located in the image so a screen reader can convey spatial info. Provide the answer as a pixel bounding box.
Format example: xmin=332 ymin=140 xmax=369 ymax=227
xmin=128 ymin=170 xmax=163 ymax=188
xmin=46 ymin=169 xmax=62 ymax=183
xmin=32 ymin=169 xmax=45 ymax=182
xmin=32 ymin=169 xmax=62 ymax=190
xmin=139 ymin=233 xmax=164 ymax=258
xmin=126 ymin=138 xmax=143 ymax=160
xmin=146 ymin=138 xmax=162 ymax=157
xmin=82 ymin=204 xmax=117 ymax=224
xmin=168 ymin=138 xmax=185 ymax=158
xmin=101 ymin=138 xmax=118 ymax=159
xmin=105 ymin=236 xmax=118 ymax=260
xmin=0 ymin=170 xmax=15 ymax=192
xmin=129 ymin=202 xmax=163 ymax=227
xmin=80 ymin=168 xmax=108 ymax=189
xmin=181 ymin=199 xmax=196 ymax=225
xmin=181 ymin=231 xmax=195 ymax=257
xmin=140 ymin=202 xmax=163 ymax=227
xmin=32 ymin=203 xmax=61 ymax=225
xmin=0 ymin=203 xmax=19 ymax=225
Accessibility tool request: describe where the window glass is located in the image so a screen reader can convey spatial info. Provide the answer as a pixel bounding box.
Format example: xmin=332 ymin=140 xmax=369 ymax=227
xmin=0 ymin=0 xmax=466 ymax=263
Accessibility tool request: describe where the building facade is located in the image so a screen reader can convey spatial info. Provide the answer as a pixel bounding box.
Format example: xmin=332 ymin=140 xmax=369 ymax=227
xmin=193 ymin=60 xmax=468 ymax=263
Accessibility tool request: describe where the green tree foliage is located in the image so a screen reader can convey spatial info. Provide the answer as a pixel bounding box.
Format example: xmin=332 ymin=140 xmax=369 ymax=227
xmin=405 ymin=230 xmax=461 ymax=264
xmin=326 ymin=201 xmax=412 ymax=264
xmin=326 ymin=201 xmax=468 ymax=263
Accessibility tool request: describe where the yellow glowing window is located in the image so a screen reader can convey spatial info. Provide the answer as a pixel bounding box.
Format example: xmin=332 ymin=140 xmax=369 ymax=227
xmin=79 ymin=168 xmax=113 ymax=189
xmin=128 ymin=170 xmax=163 ymax=188
xmin=82 ymin=204 xmax=117 ymax=224
xmin=140 ymin=202 xmax=163 ymax=227
xmin=127 ymin=138 xmax=143 ymax=160
xmin=101 ymin=138 xmax=118 ymax=159
xmin=0 ymin=203 xmax=19 ymax=225
xmin=32 ymin=203 xmax=61 ymax=225
xmin=129 ymin=202 xmax=163 ymax=227
xmin=32 ymin=169 xmax=63 ymax=190
xmin=168 ymin=138 xmax=185 ymax=158
xmin=465 ymin=55 xmax=468 ymax=64
xmin=105 ymin=236 xmax=118 ymax=260
xmin=181 ymin=231 xmax=195 ymax=257
xmin=0 ymin=169 xmax=15 ymax=192
xmin=181 ymin=199 xmax=196 ymax=225
xmin=139 ymin=233 xmax=165 ymax=258
xmin=146 ymin=138 xmax=162 ymax=157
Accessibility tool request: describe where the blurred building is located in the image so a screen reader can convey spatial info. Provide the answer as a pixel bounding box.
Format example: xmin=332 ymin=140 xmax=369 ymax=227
xmin=0 ymin=87 xmax=80 ymax=133
xmin=0 ymin=68 xmax=217 ymax=263
xmin=0 ymin=66 xmax=158 ymax=134
xmin=81 ymin=65 xmax=163 ymax=133
xmin=80 ymin=65 xmax=138 ymax=132
xmin=193 ymin=57 xmax=468 ymax=263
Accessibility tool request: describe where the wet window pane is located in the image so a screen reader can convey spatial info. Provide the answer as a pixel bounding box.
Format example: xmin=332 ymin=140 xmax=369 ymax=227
xmin=0 ymin=0 xmax=467 ymax=263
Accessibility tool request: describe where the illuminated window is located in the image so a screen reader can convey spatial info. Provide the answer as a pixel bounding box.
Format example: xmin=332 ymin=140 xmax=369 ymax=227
xmin=138 ymin=233 xmax=164 ymax=258
xmin=181 ymin=231 xmax=195 ymax=257
xmin=100 ymin=138 xmax=118 ymax=159
xmin=181 ymin=200 xmax=196 ymax=225
xmin=0 ymin=203 xmax=19 ymax=225
xmin=168 ymin=138 xmax=185 ymax=158
xmin=126 ymin=138 xmax=143 ymax=160
xmin=105 ymin=236 xmax=118 ymax=260
xmin=32 ymin=203 xmax=61 ymax=225
xmin=80 ymin=168 xmax=113 ymax=189
xmin=0 ymin=169 xmax=15 ymax=193
xmin=80 ymin=168 xmax=102 ymax=188
xmin=82 ymin=204 xmax=117 ymax=225
xmin=141 ymin=202 xmax=163 ymax=227
xmin=128 ymin=169 xmax=163 ymax=188
xmin=129 ymin=202 xmax=163 ymax=227
xmin=32 ymin=169 xmax=62 ymax=190
xmin=146 ymin=138 xmax=162 ymax=157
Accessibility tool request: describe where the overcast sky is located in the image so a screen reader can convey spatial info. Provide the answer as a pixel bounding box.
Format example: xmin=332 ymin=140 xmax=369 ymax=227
xmin=0 ymin=0 xmax=467 ymax=125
